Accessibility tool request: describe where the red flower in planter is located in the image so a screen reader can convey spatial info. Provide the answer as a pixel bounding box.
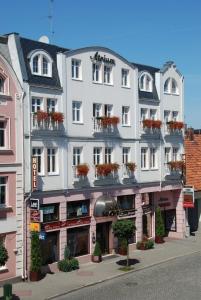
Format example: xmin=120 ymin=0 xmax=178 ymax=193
xmin=76 ymin=164 xmax=89 ymax=176
xmin=50 ymin=112 xmax=64 ymax=123
xmin=110 ymin=116 xmax=120 ymax=126
xmin=125 ymin=162 xmax=136 ymax=172
xmin=167 ymin=160 xmax=185 ymax=171
xmin=142 ymin=119 xmax=153 ymax=129
xmin=96 ymin=163 xmax=119 ymax=176
xmin=99 ymin=116 xmax=120 ymax=128
xmin=168 ymin=121 xmax=184 ymax=131
xmin=35 ymin=111 xmax=49 ymax=122
xmin=152 ymin=120 xmax=162 ymax=129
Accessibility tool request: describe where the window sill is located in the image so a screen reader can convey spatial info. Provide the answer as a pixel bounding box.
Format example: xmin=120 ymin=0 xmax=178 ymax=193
xmin=72 ymin=122 xmax=84 ymax=125
xmin=122 ymin=124 xmax=131 ymax=127
xmin=140 ymin=89 xmax=152 ymax=93
xmin=0 ymin=206 xmax=12 ymax=212
xmin=72 ymin=78 xmax=83 ymax=82
xmin=0 ymin=149 xmax=13 ymax=154
xmin=47 ymin=173 xmax=60 ymax=176
xmin=103 ymin=83 xmax=113 ymax=87
xmin=150 ymin=168 xmax=159 ymax=171
xmin=92 ymin=81 xmax=102 ymax=85
xmin=0 ymin=266 xmax=8 ymax=273
xmin=141 ymin=168 xmax=149 ymax=171
xmin=121 ymin=85 xmax=131 ymax=89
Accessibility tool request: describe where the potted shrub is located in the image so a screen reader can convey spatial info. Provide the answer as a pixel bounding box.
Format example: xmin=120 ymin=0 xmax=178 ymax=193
xmin=136 ymin=238 xmax=154 ymax=250
xmin=118 ymin=239 xmax=127 ymax=255
xmin=155 ymin=207 xmax=165 ymax=244
xmin=58 ymin=246 xmax=79 ymax=272
xmin=168 ymin=160 xmax=184 ymax=171
xmin=30 ymin=232 xmax=42 ymax=281
xmin=76 ymin=164 xmax=89 ymax=176
xmin=92 ymin=241 xmax=102 ymax=263
xmin=0 ymin=240 xmax=9 ymax=267
xmin=96 ymin=163 xmax=119 ymax=177
xmin=125 ymin=162 xmax=136 ymax=172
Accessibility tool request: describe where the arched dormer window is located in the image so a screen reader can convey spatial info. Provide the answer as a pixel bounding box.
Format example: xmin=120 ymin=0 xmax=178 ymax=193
xmin=139 ymin=72 xmax=153 ymax=92
xmin=0 ymin=76 xmax=5 ymax=94
xmin=29 ymin=50 xmax=53 ymax=77
xmin=164 ymin=77 xmax=179 ymax=95
xmin=0 ymin=70 xmax=8 ymax=95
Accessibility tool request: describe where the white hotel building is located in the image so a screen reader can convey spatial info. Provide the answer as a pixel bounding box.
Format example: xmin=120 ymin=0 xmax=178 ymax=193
xmin=4 ymin=33 xmax=185 ymax=269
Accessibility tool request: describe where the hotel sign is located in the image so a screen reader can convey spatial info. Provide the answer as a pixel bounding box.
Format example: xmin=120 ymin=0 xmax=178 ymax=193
xmin=30 ymin=209 xmax=41 ymax=223
xmin=90 ymin=52 xmax=115 ymax=65
xmin=32 ymin=156 xmax=37 ymax=191
xmin=43 ymin=217 xmax=91 ymax=231
xmin=183 ymin=186 xmax=194 ymax=208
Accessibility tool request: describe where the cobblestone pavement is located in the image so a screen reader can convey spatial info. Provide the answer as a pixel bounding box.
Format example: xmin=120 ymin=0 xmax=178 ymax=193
xmin=56 ymin=252 xmax=201 ymax=300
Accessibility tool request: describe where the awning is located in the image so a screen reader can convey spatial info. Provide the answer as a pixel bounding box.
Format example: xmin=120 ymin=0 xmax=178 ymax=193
xmin=94 ymin=195 xmax=117 ymax=217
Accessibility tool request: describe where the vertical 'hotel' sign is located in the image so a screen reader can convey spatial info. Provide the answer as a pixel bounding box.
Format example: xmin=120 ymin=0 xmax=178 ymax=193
xmin=32 ymin=156 xmax=38 ymax=191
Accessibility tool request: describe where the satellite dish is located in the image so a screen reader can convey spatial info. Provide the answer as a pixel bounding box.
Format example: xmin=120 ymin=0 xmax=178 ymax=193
xmin=38 ymin=35 xmax=50 ymax=44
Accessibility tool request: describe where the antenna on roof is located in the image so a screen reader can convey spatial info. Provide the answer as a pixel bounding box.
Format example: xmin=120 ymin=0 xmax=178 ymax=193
xmin=48 ymin=0 xmax=54 ymax=43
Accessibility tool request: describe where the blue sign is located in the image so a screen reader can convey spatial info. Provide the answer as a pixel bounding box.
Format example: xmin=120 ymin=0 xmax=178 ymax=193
xmin=39 ymin=231 xmax=46 ymax=240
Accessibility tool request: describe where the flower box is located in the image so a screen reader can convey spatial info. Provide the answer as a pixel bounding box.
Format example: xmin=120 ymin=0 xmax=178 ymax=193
xmin=142 ymin=119 xmax=162 ymax=129
xmin=35 ymin=111 xmax=49 ymax=122
xmin=96 ymin=163 xmax=120 ymax=177
xmin=125 ymin=162 xmax=136 ymax=172
xmin=167 ymin=121 xmax=184 ymax=131
xmin=50 ymin=112 xmax=64 ymax=123
xmin=98 ymin=116 xmax=120 ymax=128
xmin=167 ymin=160 xmax=184 ymax=171
xmin=76 ymin=164 xmax=89 ymax=176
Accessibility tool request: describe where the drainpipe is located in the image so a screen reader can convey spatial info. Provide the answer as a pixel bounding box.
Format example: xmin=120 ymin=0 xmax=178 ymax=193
xmin=22 ymin=194 xmax=31 ymax=280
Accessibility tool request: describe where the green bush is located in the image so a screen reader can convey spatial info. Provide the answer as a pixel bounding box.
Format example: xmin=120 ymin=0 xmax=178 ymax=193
xmin=146 ymin=239 xmax=154 ymax=249
xmin=0 ymin=241 xmax=9 ymax=267
xmin=155 ymin=207 xmax=165 ymax=237
xmin=93 ymin=242 xmax=101 ymax=256
xmin=136 ymin=239 xmax=154 ymax=250
xmin=58 ymin=258 xmax=79 ymax=272
xmin=30 ymin=232 xmax=42 ymax=272
xmin=64 ymin=246 xmax=71 ymax=260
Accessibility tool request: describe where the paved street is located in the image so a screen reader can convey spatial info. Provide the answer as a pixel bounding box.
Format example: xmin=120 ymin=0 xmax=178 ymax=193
xmin=56 ymin=252 xmax=201 ymax=300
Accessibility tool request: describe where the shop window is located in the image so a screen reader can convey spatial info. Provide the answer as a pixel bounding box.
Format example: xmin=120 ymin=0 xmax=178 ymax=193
xmin=40 ymin=231 xmax=59 ymax=265
xmin=117 ymin=195 xmax=135 ymax=210
xmin=41 ymin=204 xmax=59 ymax=223
xmin=67 ymin=200 xmax=90 ymax=219
xmin=67 ymin=226 xmax=89 ymax=257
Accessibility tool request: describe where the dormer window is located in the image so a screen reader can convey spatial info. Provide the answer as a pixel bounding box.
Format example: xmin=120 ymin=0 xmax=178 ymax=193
xmin=164 ymin=77 xmax=179 ymax=95
xmin=29 ymin=51 xmax=53 ymax=77
xmin=139 ymin=72 xmax=153 ymax=92
xmin=0 ymin=77 xmax=5 ymax=94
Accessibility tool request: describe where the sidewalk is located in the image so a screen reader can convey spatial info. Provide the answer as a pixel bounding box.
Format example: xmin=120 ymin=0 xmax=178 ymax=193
xmin=1 ymin=233 xmax=201 ymax=300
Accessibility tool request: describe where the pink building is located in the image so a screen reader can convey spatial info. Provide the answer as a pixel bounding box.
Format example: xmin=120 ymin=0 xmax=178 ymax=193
xmin=0 ymin=36 xmax=23 ymax=282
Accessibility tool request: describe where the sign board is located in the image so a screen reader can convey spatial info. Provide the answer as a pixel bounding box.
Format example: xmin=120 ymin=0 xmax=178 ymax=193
xmin=30 ymin=222 xmax=40 ymax=232
xmin=183 ymin=186 xmax=194 ymax=208
xmin=30 ymin=198 xmax=39 ymax=210
xmin=39 ymin=231 xmax=46 ymax=240
xmin=118 ymin=208 xmax=136 ymax=218
xmin=43 ymin=216 xmax=91 ymax=231
xmin=30 ymin=209 xmax=41 ymax=223
xmin=32 ymin=156 xmax=38 ymax=191
xmin=142 ymin=204 xmax=152 ymax=215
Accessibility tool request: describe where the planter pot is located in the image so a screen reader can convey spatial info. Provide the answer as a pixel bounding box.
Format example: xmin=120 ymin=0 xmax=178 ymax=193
xmin=155 ymin=236 xmax=164 ymax=244
xmin=118 ymin=248 xmax=127 ymax=256
xmin=91 ymin=255 xmax=102 ymax=263
xmin=29 ymin=271 xmax=41 ymax=281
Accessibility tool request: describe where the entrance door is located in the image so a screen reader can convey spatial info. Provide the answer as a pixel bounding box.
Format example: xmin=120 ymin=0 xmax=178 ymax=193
xmin=96 ymin=223 xmax=110 ymax=255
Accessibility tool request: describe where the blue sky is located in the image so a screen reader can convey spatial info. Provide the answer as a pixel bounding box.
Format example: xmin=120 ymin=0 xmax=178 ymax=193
xmin=1 ymin=0 xmax=200 ymax=128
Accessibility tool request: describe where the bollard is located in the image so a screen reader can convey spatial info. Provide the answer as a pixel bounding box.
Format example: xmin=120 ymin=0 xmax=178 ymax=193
xmin=3 ymin=283 xmax=12 ymax=300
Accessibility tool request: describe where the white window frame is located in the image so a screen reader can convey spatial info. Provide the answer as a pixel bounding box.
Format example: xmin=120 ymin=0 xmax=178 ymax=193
xmin=121 ymin=69 xmax=130 ymax=87
xmin=72 ymin=59 xmax=82 ymax=80
xmin=0 ymin=120 xmax=6 ymax=149
xmin=47 ymin=98 xmax=57 ymax=113
xmin=172 ymin=111 xmax=178 ymax=121
xmin=73 ymin=147 xmax=82 ymax=166
xmin=104 ymin=104 xmax=113 ymax=117
xmin=72 ymin=101 xmax=82 ymax=123
xmin=0 ymin=235 xmax=7 ymax=270
xmin=47 ymin=148 xmax=58 ymax=175
xmin=32 ymin=148 xmax=44 ymax=175
xmin=93 ymin=147 xmax=102 ymax=165
xmin=32 ymin=98 xmax=43 ymax=113
xmin=105 ymin=147 xmax=113 ymax=164
xmin=150 ymin=148 xmax=157 ymax=169
xmin=150 ymin=109 xmax=157 ymax=120
xmin=141 ymin=147 xmax=148 ymax=170
xmin=29 ymin=51 xmax=52 ymax=77
xmin=93 ymin=103 xmax=102 ymax=118
xmin=0 ymin=177 xmax=7 ymax=208
xmin=139 ymin=72 xmax=153 ymax=92
xmin=122 ymin=147 xmax=130 ymax=164
xmin=164 ymin=110 xmax=170 ymax=123
xmin=164 ymin=78 xmax=179 ymax=95
xmin=141 ymin=108 xmax=148 ymax=121
xmin=92 ymin=63 xmax=101 ymax=83
xmin=172 ymin=147 xmax=179 ymax=161
xmin=164 ymin=147 xmax=171 ymax=164
xmin=122 ymin=106 xmax=130 ymax=126
xmin=103 ymin=65 xmax=113 ymax=85
xmin=0 ymin=76 xmax=5 ymax=94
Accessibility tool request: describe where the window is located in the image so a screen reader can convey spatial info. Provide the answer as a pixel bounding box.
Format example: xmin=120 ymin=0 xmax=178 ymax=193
xmin=164 ymin=147 xmax=171 ymax=164
xmin=41 ymin=204 xmax=59 ymax=223
xmin=73 ymin=147 xmax=82 ymax=166
xmin=32 ymin=148 xmax=43 ymax=174
xmin=0 ymin=235 xmax=6 ymax=270
xmin=0 ymin=177 xmax=6 ymax=207
xmin=47 ymin=99 xmax=56 ymax=113
xmin=141 ymin=108 xmax=148 ymax=121
xmin=122 ymin=147 xmax=130 ymax=164
xmin=117 ymin=195 xmax=134 ymax=210
xmin=32 ymin=98 xmax=42 ymax=113
xmin=0 ymin=77 xmax=5 ymax=94
xmin=150 ymin=109 xmax=157 ymax=120
xmin=172 ymin=111 xmax=178 ymax=121
xmin=72 ymin=101 xmax=82 ymax=123
xmin=122 ymin=69 xmax=129 ymax=87
xmin=105 ymin=148 xmax=112 ymax=164
xmin=122 ymin=106 xmax=130 ymax=126
xmin=67 ymin=226 xmax=89 ymax=257
xmin=30 ymin=52 xmax=52 ymax=77
xmin=104 ymin=65 xmax=112 ymax=84
xmin=93 ymin=103 xmax=102 ymax=118
xmin=164 ymin=78 xmax=179 ymax=94
xmin=0 ymin=121 xmax=6 ymax=148
xmin=67 ymin=200 xmax=90 ymax=219
xmin=139 ymin=73 xmax=153 ymax=92
xmin=47 ymin=148 xmax=58 ymax=174
xmin=150 ymin=148 xmax=157 ymax=169
xmin=92 ymin=63 xmax=101 ymax=83
xmin=164 ymin=110 xmax=170 ymax=123
xmin=173 ymin=148 xmax=178 ymax=161
xmin=72 ymin=59 xmax=81 ymax=80
xmin=104 ymin=104 xmax=113 ymax=117
xmin=93 ymin=147 xmax=102 ymax=165
xmin=141 ymin=148 xmax=148 ymax=169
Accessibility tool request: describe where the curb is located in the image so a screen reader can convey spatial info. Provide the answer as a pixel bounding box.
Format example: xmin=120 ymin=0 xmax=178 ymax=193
xmin=45 ymin=250 xmax=201 ymax=300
